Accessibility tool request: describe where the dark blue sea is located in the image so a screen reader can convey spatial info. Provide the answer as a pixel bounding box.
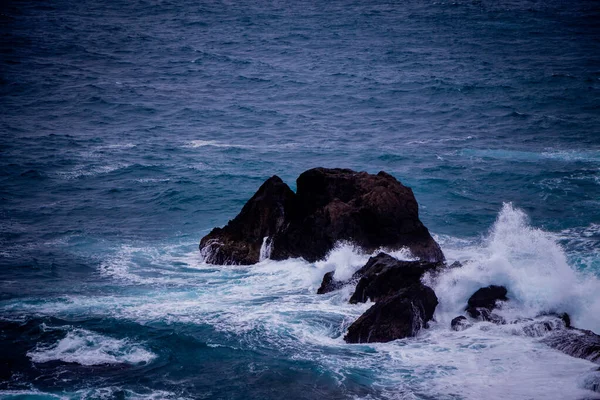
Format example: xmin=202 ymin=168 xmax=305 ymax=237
xmin=1 ymin=0 xmax=600 ymax=398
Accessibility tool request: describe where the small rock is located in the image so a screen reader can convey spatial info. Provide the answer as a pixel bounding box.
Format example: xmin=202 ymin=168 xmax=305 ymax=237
xmin=465 ymin=285 xmax=508 ymax=321
xmin=199 ymin=176 xmax=296 ymax=265
xmin=542 ymin=328 xmax=600 ymax=364
xmin=317 ymin=271 xmax=344 ymax=294
xmin=521 ymin=315 xmax=568 ymax=337
xmin=451 ymin=316 xmax=472 ymax=331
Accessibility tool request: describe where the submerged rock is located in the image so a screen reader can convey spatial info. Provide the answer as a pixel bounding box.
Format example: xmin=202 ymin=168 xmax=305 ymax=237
xmin=200 ymin=168 xmax=444 ymax=265
xmin=348 ymin=253 xmax=442 ymax=304
xmin=517 ymin=315 xmax=569 ymax=337
xmin=451 ymin=316 xmax=472 ymax=331
xmin=344 ymin=284 xmax=438 ymax=343
xmin=465 ymin=285 xmax=508 ymax=321
xmin=542 ymin=328 xmax=600 ymax=364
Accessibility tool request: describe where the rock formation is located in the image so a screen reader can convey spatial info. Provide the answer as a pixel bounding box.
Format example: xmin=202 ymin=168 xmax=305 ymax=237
xmin=316 ymin=271 xmax=345 ymax=294
xmin=344 ymin=284 xmax=438 ymax=344
xmin=348 ymin=253 xmax=442 ymax=304
xmin=200 ymin=168 xmax=444 ymax=264
xmin=459 ymin=286 xmax=600 ymax=364
xmin=338 ymin=253 xmax=441 ymax=343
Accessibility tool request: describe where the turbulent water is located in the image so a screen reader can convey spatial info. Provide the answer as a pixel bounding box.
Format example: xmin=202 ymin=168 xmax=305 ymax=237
xmin=2 ymin=0 xmax=600 ymax=399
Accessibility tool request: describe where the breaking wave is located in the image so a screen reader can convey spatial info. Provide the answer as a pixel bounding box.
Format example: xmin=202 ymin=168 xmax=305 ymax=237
xmin=432 ymin=203 xmax=600 ymax=333
xmin=27 ymin=327 xmax=156 ymax=366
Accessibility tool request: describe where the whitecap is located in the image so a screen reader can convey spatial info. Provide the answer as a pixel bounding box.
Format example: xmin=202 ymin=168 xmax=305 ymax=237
xmin=0 ymin=390 xmax=67 ymax=399
xmin=74 ymin=387 xmax=192 ymax=400
xmin=54 ymin=163 xmax=131 ymax=180
xmin=184 ymin=139 xmax=300 ymax=150
xmin=27 ymin=328 xmax=156 ymax=366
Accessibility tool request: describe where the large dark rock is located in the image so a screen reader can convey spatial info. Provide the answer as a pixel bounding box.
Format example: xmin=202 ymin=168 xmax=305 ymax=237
xmin=465 ymin=285 xmax=508 ymax=321
xmin=344 ymin=284 xmax=438 ymax=343
xmin=271 ymin=168 xmax=444 ymax=263
xmin=199 ymin=176 xmax=296 ymax=265
xmin=200 ymin=168 xmax=444 ymax=265
xmin=348 ymin=253 xmax=442 ymax=304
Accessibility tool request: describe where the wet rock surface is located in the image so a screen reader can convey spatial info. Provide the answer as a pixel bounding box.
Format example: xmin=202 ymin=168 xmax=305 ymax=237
xmin=344 ymin=284 xmax=438 ymax=343
xmin=341 ymin=253 xmax=443 ymax=343
xmin=199 ymin=176 xmax=295 ymax=265
xmin=542 ymin=328 xmax=600 ymax=364
xmin=316 ymin=271 xmax=345 ymax=294
xmin=348 ymin=253 xmax=442 ymax=304
xmin=200 ymin=168 xmax=444 ymax=265
xmin=465 ymin=285 xmax=508 ymax=321
xmin=459 ymin=288 xmax=599 ymax=365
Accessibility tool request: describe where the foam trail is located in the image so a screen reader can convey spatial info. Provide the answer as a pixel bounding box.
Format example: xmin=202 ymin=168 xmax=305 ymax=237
xmin=27 ymin=328 xmax=156 ymax=366
xmin=432 ymin=203 xmax=600 ymax=332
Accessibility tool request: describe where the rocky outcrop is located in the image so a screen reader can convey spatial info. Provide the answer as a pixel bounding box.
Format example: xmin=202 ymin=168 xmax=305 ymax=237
xmin=316 ymin=252 xmax=442 ymax=297
xmin=200 ymin=168 xmax=444 ymax=265
xmin=199 ymin=176 xmax=295 ymax=265
xmin=340 ymin=253 xmax=442 ymax=343
xmin=348 ymin=253 xmax=442 ymax=304
xmin=465 ymin=285 xmax=508 ymax=322
xmin=344 ymin=284 xmax=438 ymax=343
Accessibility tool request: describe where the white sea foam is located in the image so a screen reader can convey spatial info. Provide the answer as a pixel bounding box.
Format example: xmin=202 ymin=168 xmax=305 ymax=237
xmin=5 ymin=204 xmax=600 ymax=399
xmin=134 ymin=178 xmax=171 ymax=183
xmin=431 ymin=203 xmax=600 ymax=333
xmin=314 ymin=243 xmax=370 ymax=281
xmin=54 ymin=163 xmax=131 ymax=179
xmin=0 ymin=388 xmax=190 ymax=400
xmin=259 ymin=236 xmax=273 ymax=261
xmin=185 ymin=140 xmax=300 ymax=150
xmin=462 ymin=148 xmax=600 ymax=163
xmin=406 ymin=135 xmax=475 ymax=145
xmin=97 ymin=143 xmax=137 ymax=150
xmin=74 ymin=387 xmax=192 ymax=400
xmin=0 ymin=390 xmax=68 ymax=399
xmin=27 ymin=328 xmax=156 ymax=366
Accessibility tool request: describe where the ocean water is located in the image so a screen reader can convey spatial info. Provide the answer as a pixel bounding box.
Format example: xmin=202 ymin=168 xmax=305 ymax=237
xmin=1 ymin=0 xmax=600 ymax=398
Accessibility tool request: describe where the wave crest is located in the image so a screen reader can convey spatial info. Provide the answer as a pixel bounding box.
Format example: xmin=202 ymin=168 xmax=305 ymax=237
xmin=27 ymin=328 xmax=156 ymax=366
xmin=433 ymin=203 xmax=600 ymax=332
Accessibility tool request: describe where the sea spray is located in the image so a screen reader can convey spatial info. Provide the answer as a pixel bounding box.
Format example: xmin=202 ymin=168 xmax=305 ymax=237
xmin=3 ymin=207 xmax=600 ymax=399
xmin=431 ymin=203 xmax=600 ymax=332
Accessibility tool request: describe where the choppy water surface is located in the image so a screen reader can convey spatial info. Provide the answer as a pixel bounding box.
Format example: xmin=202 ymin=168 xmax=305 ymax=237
xmin=1 ymin=0 xmax=600 ymax=399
